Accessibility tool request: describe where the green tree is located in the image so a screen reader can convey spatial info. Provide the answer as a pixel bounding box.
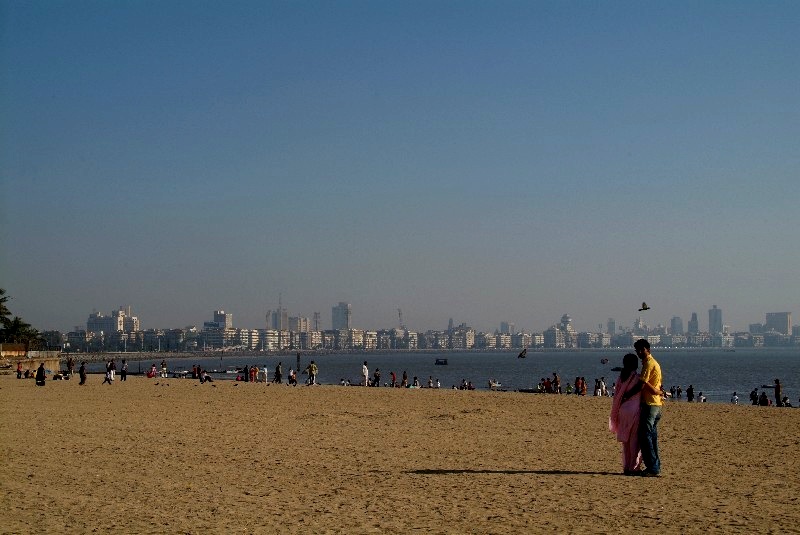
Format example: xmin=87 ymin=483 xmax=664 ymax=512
xmin=0 ymin=288 xmax=44 ymax=349
xmin=0 ymin=288 xmax=11 ymax=329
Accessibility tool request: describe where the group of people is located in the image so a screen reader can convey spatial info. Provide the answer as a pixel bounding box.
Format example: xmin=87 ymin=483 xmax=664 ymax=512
xmin=342 ymin=364 xmax=447 ymax=389
xmin=101 ymin=358 xmax=128 ymax=384
xmin=747 ymin=379 xmax=792 ymax=407
xmin=534 ymin=374 xmax=611 ymax=397
xmin=17 ymin=360 xmax=89 ymax=386
xmin=608 ymin=339 xmax=663 ymax=477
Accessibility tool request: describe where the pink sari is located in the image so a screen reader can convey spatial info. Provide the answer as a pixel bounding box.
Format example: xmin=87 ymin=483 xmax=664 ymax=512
xmin=609 ymin=372 xmax=642 ymax=471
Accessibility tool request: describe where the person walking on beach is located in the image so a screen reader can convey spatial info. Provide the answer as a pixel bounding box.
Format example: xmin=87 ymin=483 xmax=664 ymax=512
xmin=609 ymin=353 xmax=642 ymax=475
xmin=120 ymin=359 xmax=127 ymax=381
xmin=309 ymin=361 xmax=318 ymax=385
xmin=79 ymin=362 xmax=87 ymax=385
xmin=35 ymin=363 xmax=46 ymax=386
xmin=102 ymin=366 xmax=113 ymax=385
xmin=273 ymin=362 xmax=282 ymax=384
xmin=621 ymin=339 xmax=664 ymax=477
xmin=362 ymin=361 xmax=369 ymax=387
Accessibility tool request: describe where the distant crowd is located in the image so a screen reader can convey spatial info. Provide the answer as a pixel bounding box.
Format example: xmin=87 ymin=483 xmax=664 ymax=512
xmin=15 ymin=357 xmax=796 ymax=407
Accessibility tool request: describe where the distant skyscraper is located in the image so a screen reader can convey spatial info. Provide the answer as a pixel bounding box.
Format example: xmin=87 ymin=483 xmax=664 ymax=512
xmin=500 ymin=322 xmax=515 ymax=334
xmin=288 ymin=316 xmax=310 ymax=333
xmin=213 ymin=310 xmax=232 ymax=329
xmin=607 ymin=318 xmax=616 ymax=335
xmin=688 ymin=313 xmax=699 ymax=334
xmin=332 ymin=302 xmax=352 ymax=330
xmin=765 ymin=312 xmax=791 ymax=335
xmin=313 ymin=312 xmax=321 ymax=332
xmin=670 ymin=316 xmax=684 ymax=335
xmin=267 ymin=308 xmax=288 ymax=330
xmin=708 ymin=305 xmax=722 ymax=335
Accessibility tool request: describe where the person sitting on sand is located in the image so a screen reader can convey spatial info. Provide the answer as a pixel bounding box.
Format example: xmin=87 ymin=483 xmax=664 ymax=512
xmin=199 ymin=370 xmax=213 ymax=383
xmin=758 ymin=379 xmax=783 ymax=406
xmin=609 ymin=353 xmax=642 ymax=475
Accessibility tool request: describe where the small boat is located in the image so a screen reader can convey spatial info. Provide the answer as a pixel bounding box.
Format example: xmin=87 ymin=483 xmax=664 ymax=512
xmin=517 ymin=348 xmax=527 ymax=359
xmin=434 ymin=358 xmax=448 ymax=365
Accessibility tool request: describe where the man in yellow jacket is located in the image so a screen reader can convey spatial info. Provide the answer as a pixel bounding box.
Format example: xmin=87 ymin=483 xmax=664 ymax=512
xmin=621 ymin=338 xmax=664 ymax=476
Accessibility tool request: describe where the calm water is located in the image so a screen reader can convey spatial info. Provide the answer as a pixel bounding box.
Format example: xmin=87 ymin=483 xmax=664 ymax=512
xmin=93 ymin=348 xmax=799 ymax=405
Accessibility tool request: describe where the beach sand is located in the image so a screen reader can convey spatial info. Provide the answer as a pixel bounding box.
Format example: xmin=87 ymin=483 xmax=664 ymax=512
xmin=1 ymin=374 xmax=798 ymax=534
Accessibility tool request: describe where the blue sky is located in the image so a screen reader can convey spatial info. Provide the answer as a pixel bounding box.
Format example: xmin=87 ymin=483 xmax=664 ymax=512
xmin=1 ymin=1 xmax=798 ymax=333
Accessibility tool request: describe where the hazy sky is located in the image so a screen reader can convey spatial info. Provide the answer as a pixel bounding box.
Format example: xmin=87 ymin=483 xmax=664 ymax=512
xmin=2 ymin=1 xmax=798 ymax=334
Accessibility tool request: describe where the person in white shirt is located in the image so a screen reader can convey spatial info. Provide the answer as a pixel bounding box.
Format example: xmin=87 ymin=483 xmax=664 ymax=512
xmin=362 ymin=361 xmax=369 ymax=387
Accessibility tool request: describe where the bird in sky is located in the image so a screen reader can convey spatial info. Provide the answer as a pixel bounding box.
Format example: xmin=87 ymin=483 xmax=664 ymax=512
xmin=639 ymin=302 xmax=650 ymax=311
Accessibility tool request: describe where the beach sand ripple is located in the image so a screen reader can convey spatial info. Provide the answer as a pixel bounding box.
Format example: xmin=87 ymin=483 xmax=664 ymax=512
xmin=1 ymin=376 xmax=798 ymax=533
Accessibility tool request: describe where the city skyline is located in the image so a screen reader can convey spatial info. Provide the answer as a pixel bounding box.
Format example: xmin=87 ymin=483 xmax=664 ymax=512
xmin=47 ymin=301 xmax=795 ymax=336
xmin=2 ymin=2 xmax=799 ymax=335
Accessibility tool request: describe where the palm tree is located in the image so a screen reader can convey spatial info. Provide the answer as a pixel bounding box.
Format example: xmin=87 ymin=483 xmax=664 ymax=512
xmin=0 ymin=288 xmax=11 ymax=329
xmin=0 ymin=289 xmax=44 ymax=349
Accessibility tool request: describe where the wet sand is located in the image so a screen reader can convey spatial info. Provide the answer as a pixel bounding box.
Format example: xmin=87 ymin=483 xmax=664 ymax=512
xmin=1 ymin=374 xmax=798 ymax=533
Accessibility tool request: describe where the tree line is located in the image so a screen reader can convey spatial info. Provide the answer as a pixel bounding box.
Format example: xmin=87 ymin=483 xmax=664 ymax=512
xmin=0 ymin=288 xmax=45 ymax=349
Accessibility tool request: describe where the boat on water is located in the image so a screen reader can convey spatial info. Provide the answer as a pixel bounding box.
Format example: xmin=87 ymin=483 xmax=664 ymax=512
xmin=434 ymin=358 xmax=448 ymax=365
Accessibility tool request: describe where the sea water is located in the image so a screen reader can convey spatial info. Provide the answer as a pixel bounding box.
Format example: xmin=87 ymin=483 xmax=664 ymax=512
xmin=104 ymin=348 xmax=800 ymax=404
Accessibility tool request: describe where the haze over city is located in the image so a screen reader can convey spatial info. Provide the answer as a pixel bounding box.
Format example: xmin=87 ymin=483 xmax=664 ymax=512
xmin=1 ymin=1 xmax=798 ymax=334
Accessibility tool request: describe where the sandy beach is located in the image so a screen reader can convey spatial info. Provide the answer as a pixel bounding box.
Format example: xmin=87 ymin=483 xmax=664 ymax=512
xmin=1 ymin=374 xmax=798 ymax=534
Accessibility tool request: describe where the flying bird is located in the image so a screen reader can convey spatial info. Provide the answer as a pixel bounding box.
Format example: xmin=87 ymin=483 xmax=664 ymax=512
xmin=639 ymin=302 xmax=650 ymax=311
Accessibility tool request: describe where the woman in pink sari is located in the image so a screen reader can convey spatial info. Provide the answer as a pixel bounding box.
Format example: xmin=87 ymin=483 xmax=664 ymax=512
xmin=609 ymin=353 xmax=642 ymax=475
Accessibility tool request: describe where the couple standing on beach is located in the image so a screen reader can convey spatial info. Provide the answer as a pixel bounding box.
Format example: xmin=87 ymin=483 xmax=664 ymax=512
xmin=609 ymin=339 xmax=663 ymax=477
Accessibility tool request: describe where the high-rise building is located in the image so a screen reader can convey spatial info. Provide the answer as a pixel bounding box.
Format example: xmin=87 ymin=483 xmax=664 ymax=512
xmin=607 ymin=318 xmax=616 ymax=335
xmin=87 ymin=306 xmax=140 ymax=335
xmin=214 ymin=310 xmax=233 ymax=329
xmin=670 ymin=316 xmax=684 ymax=335
xmin=500 ymin=322 xmax=515 ymax=334
xmin=267 ymin=308 xmax=288 ymax=330
xmin=332 ymin=302 xmax=352 ymax=330
xmin=708 ymin=305 xmax=722 ymax=335
xmin=765 ymin=312 xmax=791 ymax=335
xmin=288 ymin=316 xmax=310 ymax=333
xmin=688 ymin=313 xmax=699 ymax=334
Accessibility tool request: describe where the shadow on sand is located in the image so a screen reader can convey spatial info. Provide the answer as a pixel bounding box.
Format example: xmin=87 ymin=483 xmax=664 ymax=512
xmin=407 ymin=468 xmax=622 ymax=477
